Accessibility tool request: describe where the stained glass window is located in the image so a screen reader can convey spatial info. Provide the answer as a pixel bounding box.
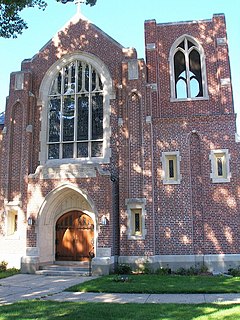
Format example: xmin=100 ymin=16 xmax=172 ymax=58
xmin=134 ymin=212 xmax=140 ymax=233
xmin=169 ymin=159 xmax=174 ymax=178
xmin=217 ymin=157 xmax=223 ymax=176
xmin=131 ymin=209 xmax=142 ymax=236
xmin=47 ymin=60 xmax=104 ymax=159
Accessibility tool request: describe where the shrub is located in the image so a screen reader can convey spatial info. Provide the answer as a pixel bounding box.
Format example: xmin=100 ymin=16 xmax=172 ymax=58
xmin=228 ymin=266 xmax=240 ymax=277
xmin=175 ymin=265 xmax=209 ymax=276
xmin=155 ymin=267 xmax=171 ymax=275
xmin=142 ymin=260 xmax=152 ymax=274
xmin=116 ymin=263 xmax=132 ymax=275
xmin=199 ymin=264 xmax=209 ymax=274
xmin=0 ymin=261 xmax=8 ymax=271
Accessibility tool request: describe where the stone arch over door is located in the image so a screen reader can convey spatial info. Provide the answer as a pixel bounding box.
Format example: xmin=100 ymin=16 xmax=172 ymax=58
xmin=37 ymin=183 xmax=98 ymax=264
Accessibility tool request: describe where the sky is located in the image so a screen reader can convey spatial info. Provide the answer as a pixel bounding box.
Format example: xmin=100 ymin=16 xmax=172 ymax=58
xmin=0 ymin=0 xmax=239 ymax=133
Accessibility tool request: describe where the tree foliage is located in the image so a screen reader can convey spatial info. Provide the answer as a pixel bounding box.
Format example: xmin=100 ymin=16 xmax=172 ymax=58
xmin=0 ymin=0 xmax=97 ymax=38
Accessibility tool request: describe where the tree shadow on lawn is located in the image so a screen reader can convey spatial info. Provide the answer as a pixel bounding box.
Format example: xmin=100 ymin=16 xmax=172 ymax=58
xmin=0 ymin=300 xmax=240 ymax=320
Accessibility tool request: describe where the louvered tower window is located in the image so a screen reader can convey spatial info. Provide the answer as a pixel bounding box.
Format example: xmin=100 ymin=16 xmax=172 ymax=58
xmin=170 ymin=36 xmax=208 ymax=100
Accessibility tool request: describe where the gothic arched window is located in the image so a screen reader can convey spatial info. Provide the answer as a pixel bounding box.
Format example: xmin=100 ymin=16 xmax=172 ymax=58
xmin=47 ymin=60 xmax=104 ymax=160
xmin=170 ymin=36 xmax=208 ymax=100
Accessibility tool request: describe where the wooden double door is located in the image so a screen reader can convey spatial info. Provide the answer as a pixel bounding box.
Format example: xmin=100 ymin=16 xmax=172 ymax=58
xmin=55 ymin=211 xmax=94 ymax=261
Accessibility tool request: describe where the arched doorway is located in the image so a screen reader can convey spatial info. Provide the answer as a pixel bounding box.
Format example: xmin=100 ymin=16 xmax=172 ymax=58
xmin=55 ymin=211 xmax=94 ymax=261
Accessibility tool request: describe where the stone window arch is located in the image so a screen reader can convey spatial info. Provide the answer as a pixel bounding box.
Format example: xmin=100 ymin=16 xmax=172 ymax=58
xmin=39 ymin=52 xmax=114 ymax=165
xmin=169 ymin=35 xmax=208 ymax=101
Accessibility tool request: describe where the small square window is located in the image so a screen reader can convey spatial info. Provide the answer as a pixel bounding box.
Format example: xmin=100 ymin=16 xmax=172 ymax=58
xmin=209 ymin=149 xmax=231 ymax=183
xmin=7 ymin=210 xmax=18 ymax=236
xmin=161 ymin=151 xmax=181 ymax=184
xmin=125 ymin=198 xmax=146 ymax=240
xmin=131 ymin=209 xmax=142 ymax=236
xmin=216 ymin=153 xmax=226 ymax=178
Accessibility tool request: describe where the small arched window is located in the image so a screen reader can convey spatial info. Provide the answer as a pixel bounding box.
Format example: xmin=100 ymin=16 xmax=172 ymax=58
xmin=170 ymin=36 xmax=208 ymax=100
xmin=47 ymin=60 xmax=104 ymax=160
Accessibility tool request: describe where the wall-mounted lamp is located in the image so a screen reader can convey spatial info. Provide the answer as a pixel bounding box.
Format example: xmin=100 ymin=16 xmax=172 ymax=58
xmin=27 ymin=217 xmax=35 ymax=226
xmin=100 ymin=215 xmax=107 ymax=226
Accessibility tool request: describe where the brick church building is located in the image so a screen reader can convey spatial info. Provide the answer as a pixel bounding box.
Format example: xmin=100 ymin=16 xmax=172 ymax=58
xmin=0 ymin=11 xmax=239 ymax=275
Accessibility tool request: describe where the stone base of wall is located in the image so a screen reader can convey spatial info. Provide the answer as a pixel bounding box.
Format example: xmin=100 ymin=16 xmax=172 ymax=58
xmin=20 ymin=254 xmax=240 ymax=275
xmin=21 ymin=256 xmax=40 ymax=274
xmin=92 ymin=256 xmax=116 ymax=275
xmin=118 ymin=254 xmax=240 ymax=273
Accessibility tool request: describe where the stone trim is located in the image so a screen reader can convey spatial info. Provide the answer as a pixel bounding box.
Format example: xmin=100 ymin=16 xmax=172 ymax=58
xmin=146 ymin=43 xmax=156 ymax=50
xmin=38 ymin=52 xmax=114 ymax=165
xmin=209 ymin=149 xmax=231 ymax=183
xmin=169 ymin=34 xmax=208 ymax=100
xmin=118 ymin=254 xmax=240 ymax=273
xmin=125 ymin=198 xmax=146 ymax=240
xmin=160 ymin=151 xmax=182 ymax=184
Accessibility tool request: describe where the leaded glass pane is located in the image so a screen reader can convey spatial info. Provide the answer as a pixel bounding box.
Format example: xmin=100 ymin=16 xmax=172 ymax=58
xmin=63 ymin=96 xmax=75 ymax=141
xmin=47 ymin=59 xmax=104 ymax=160
xmin=48 ymin=144 xmax=59 ymax=159
xmin=71 ymin=63 xmax=76 ymax=85
xmin=63 ymin=143 xmax=73 ymax=158
xmin=64 ymin=62 xmax=76 ymax=95
xmin=99 ymin=76 xmax=103 ymax=90
xmin=85 ymin=64 xmax=89 ymax=92
xmin=50 ymin=72 xmax=61 ymax=95
xmin=217 ymin=157 xmax=223 ymax=176
xmin=77 ymin=142 xmax=88 ymax=158
xmin=48 ymin=97 xmax=60 ymax=142
xmin=135 ymin=213 xmax=140 ymax=232
xmin=77 ymin=95 xmax=88 ymax=140
xmin=64 ymin=66 xmax=69 ymax=94
xmin=64 ymin=62 xmax=75 ymax=95
xmin=78 ymin=62 xmax=83 ymax=92
xmin=92 ymin=69 xmax=96 ymax=91
xmin=91 ymin=141 xmax=103 ymax=157
xmin=169 ymin=159 xmax=174 ymax=178
xmin=92 ymin=94 xmax=103 ymax=140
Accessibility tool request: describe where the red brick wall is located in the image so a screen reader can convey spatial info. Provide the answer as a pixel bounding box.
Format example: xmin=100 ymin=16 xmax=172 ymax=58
xmin=1 ymin=14 xmax=239 ymax=260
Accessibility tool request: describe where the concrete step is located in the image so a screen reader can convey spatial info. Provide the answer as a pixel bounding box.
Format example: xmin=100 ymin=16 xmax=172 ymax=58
xmin=35 ymin=269 xmax=90 ymax=276
xmin=36 ymin=262 xmax=92 ymax=276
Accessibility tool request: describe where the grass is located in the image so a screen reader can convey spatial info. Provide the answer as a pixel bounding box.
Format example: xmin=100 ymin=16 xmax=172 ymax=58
xmin=0 ymin=300 xmax=240 ymax=320
xmin=66 ymin=274 xmax=240 ymax=294
xmin=1 ymin=274 xmax=240 ymax=319
xmin=0 ymin=268 xmax=19 ymax=279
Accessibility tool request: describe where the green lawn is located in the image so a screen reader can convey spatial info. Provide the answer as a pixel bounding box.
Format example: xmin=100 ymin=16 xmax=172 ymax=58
xmin=0 ymin=301 xmax=240 ymax=320
xmin=67 ymin=274 xmax=240 ymax=294
xmin=0 ymin=269 xmax=19 ymax=279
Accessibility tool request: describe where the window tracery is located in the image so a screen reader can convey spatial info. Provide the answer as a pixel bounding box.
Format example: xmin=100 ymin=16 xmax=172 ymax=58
xmin=47 ymin=60 xmax=104 ymax=160
xmin=170 ymin=36 xmax=208 ymax=100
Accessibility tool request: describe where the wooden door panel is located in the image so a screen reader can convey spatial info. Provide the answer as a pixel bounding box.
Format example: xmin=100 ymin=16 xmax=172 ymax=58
xmin=56 ymin=211 xmax=94 ymax=261
xmin=75 ymin=229 xmax=94 ymax=260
